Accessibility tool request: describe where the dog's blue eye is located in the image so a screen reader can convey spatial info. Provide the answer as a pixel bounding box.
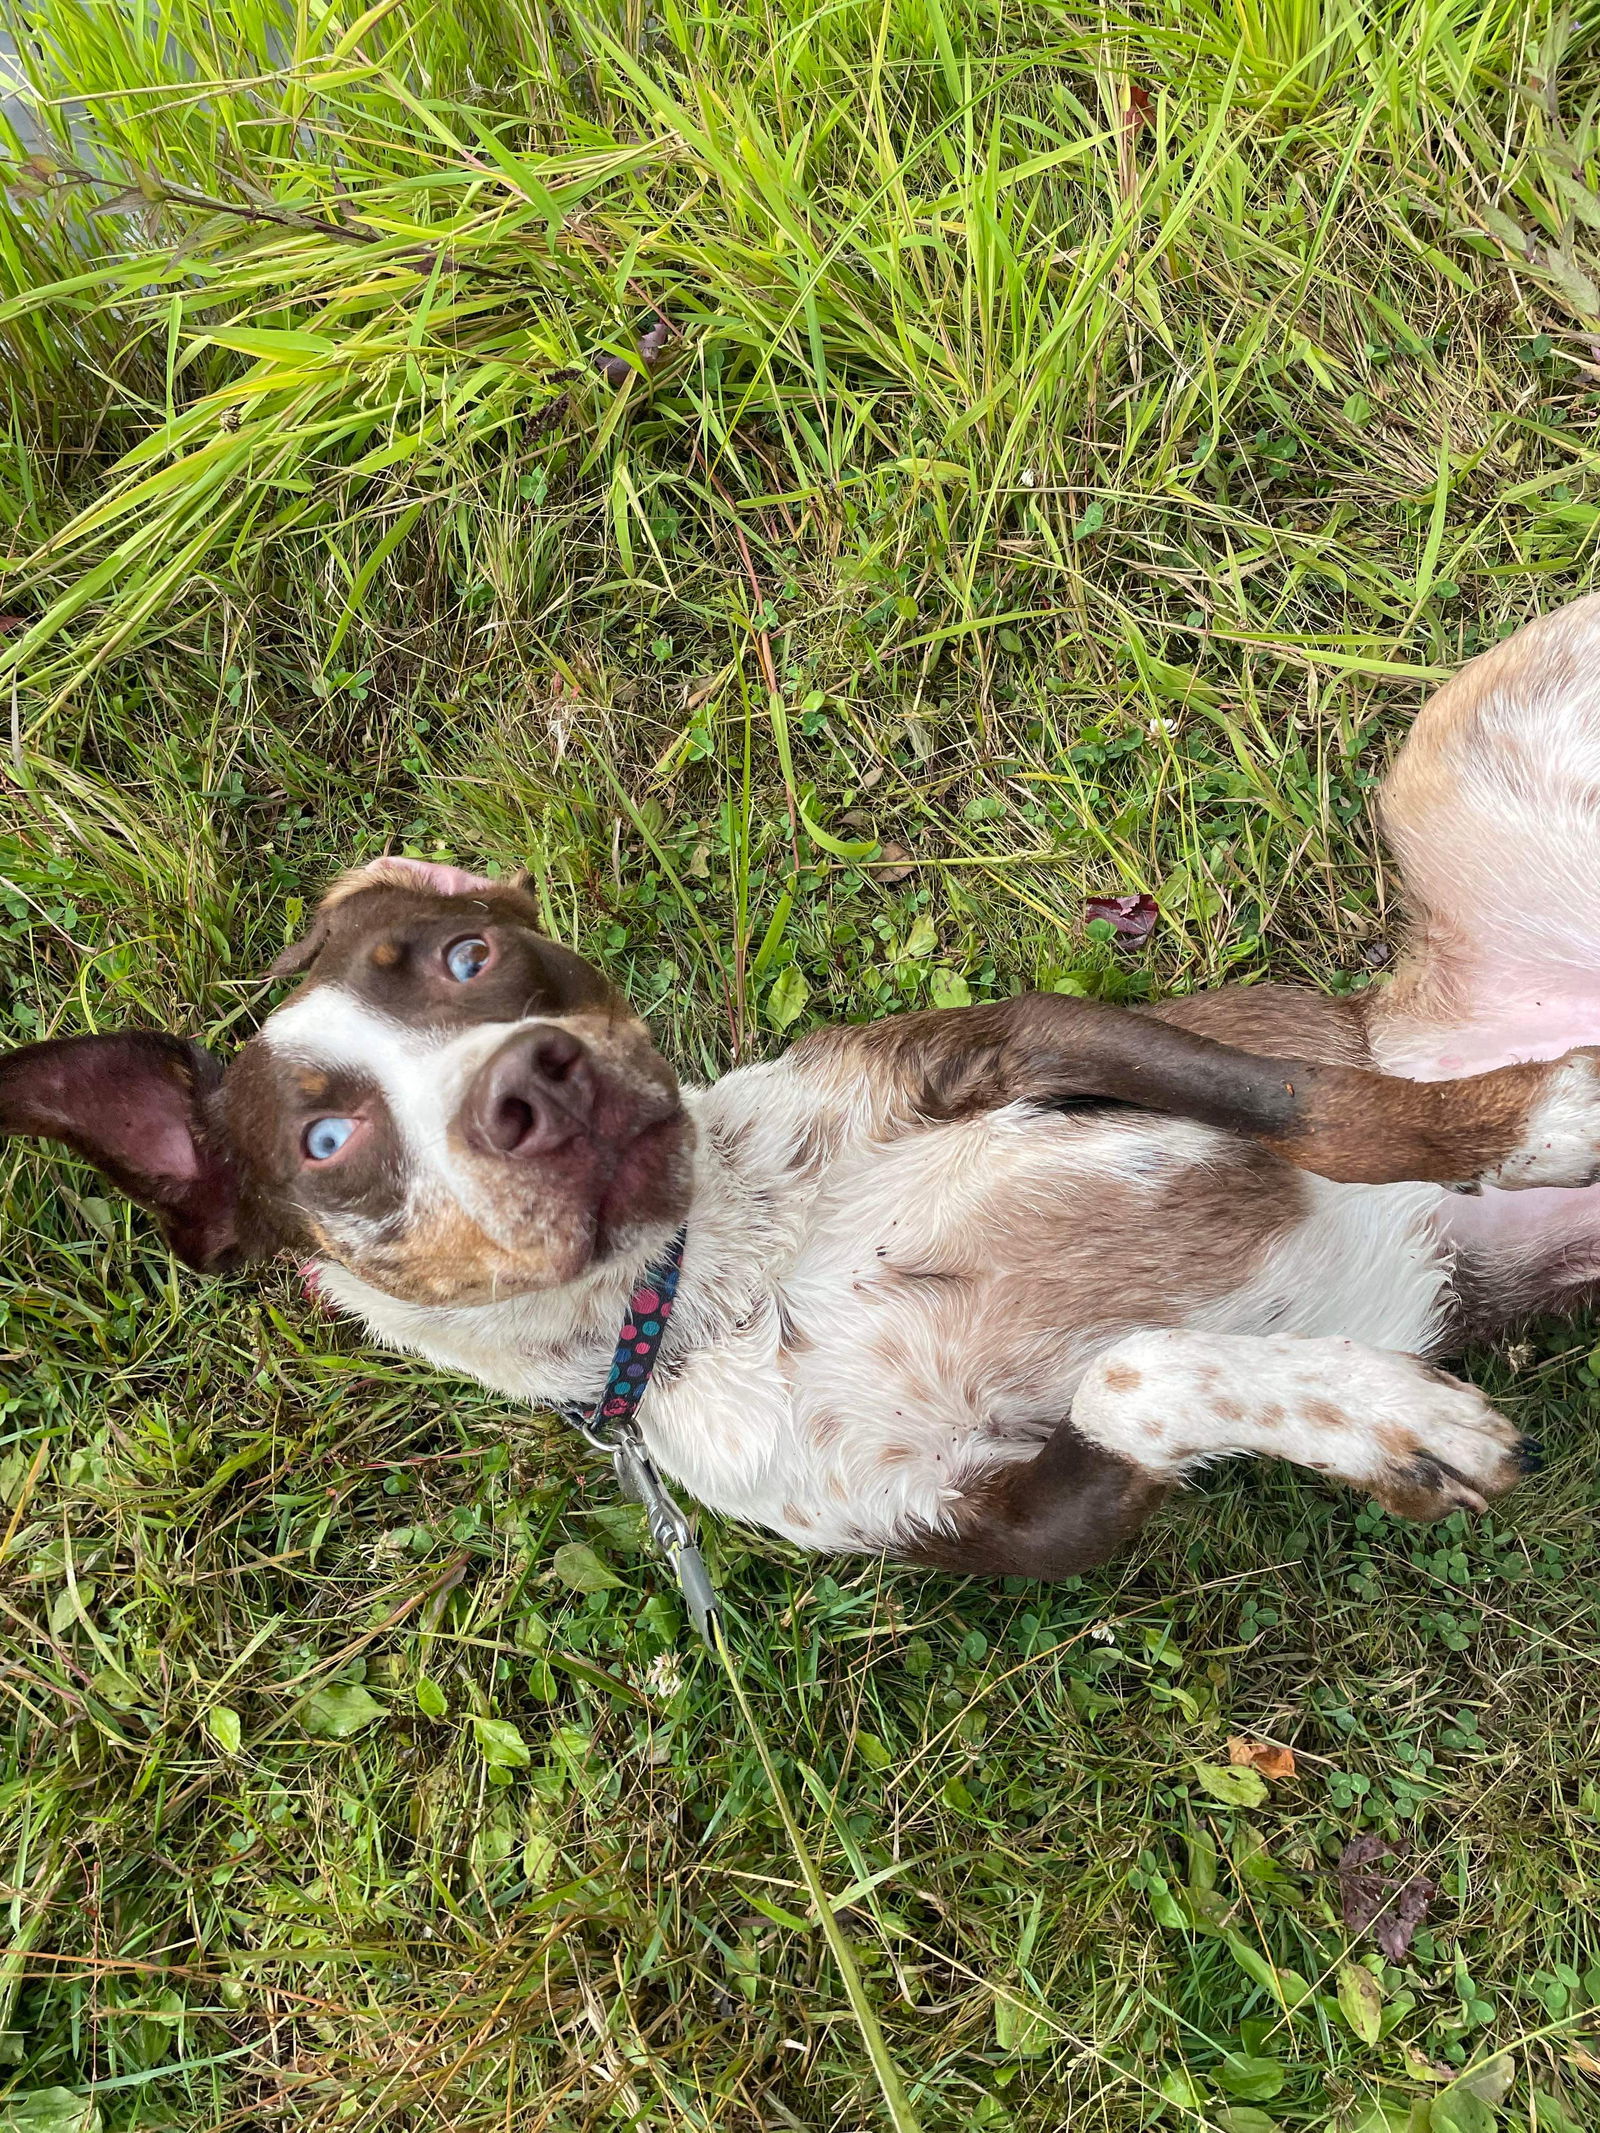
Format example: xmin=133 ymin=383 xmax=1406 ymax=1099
xmin=304 ymin=1117 xmax=357 ymax=1162
xmin=445 ymin=936 xmax=492 ymax=982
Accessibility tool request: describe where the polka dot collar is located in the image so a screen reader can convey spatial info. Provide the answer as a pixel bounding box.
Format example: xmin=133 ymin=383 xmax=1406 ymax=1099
xmin=567 ymin=1227 xmax=687 ymax=1446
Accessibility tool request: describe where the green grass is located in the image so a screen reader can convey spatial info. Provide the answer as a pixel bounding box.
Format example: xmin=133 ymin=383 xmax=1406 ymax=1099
xmin=5 ymin=0 xmax=1600 ymax=2125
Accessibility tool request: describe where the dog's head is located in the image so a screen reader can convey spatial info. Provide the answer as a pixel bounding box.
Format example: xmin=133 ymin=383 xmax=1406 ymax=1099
xmin=0 ymin=859 xmax=693 ymax=1306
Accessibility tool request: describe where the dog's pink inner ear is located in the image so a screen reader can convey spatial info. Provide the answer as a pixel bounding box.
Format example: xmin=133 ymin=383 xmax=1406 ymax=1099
xmin=1 ymin=1035 xmax=206 ymax=1180
xmin=0 ymin=1032 xmax=239 ymax=1269
xmin=363 ymin=857 xmax=501 ymax=899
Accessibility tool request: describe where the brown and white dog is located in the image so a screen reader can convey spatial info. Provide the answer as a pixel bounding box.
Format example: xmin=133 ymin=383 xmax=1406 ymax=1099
xmin=9 ymin=595 xmax=1600 ymax=1579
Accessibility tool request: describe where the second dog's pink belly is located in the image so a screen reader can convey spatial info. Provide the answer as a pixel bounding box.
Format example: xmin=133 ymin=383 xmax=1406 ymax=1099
xmin=1376 ymin=992 xmax=1600 ymax=1272
xmin=1374 ymin=992 xmax=1600 ymax=1079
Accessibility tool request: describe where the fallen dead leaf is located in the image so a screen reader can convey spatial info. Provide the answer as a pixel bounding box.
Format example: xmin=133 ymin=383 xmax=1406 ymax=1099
xmin=1227 ymin=1736 xmax=1296 ymax=1780
xmin=1378 ymin=1874 xmax=1434 ymax=1961
xmin=1125 ymin=82 xmax=1153 ymax=134
xmin=594 ymin=315 xmax=674 ymax=387
xmin=870 ymin=841 xmax=916 ymax=883
xmin=1402 ymin=2045 xmax=1457 ymax=2084
xmin=1337 ymin=1833 xmax=1435 ymax=1962
xmin=1084 ymin=892 xmax=1158 ymax=941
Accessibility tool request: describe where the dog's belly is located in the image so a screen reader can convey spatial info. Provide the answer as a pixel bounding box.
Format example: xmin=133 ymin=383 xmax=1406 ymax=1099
xmin=1370 ymin=991 xmax=1600 ymax=1317
xmin=640 ymin=1108 xmax=1458 ymax=1553
xmin=1374 ymin=992 xmax=1600 ymax=1079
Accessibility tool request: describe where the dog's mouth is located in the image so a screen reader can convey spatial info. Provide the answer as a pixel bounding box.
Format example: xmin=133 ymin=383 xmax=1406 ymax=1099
xmin=455 ymin=1025 xmax=691 ymax=1247
xmin=593 ymin=1105 xmax=691 ymax=1237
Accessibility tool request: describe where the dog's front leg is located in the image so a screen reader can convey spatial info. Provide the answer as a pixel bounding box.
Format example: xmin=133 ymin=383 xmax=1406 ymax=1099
xmin=1067 ymin=1330 xmax=1534 ymax=1517
xmin=909 ymin=1332 xmax=1534 ymax=1580
xmin=794 ymin=995 xmax=1600 ymax=1190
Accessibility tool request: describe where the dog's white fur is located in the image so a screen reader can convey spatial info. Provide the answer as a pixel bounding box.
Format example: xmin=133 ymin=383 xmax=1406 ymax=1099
xmin=306 ymin=1054 xmax=1470 ymax=1549
xmin=281 ymin=593 xmax=1600 ymax=1554
xmin=1071 ymin=1330 xmax=1522 ymax=1514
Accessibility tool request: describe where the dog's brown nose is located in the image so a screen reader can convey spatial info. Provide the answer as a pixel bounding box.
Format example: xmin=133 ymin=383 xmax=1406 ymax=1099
xmin=462 ymin=1026 xmax=595 ymax=1157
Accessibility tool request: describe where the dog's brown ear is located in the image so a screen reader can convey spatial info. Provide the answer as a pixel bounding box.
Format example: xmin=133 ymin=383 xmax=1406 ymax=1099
xmin=0 ymin=1033 xmax=241 ymax=1271
xmin=268 ymin=857 xmax=519 ymax=981
xmin=268 ymin=915 xmax=332 ymax=980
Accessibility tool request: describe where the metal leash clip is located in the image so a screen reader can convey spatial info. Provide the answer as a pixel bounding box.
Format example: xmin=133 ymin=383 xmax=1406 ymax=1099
xmin=561 ymin=1230 xmax=720 ymax=1649
xmin=574 ymin=1408 xmax=723 ymax=1650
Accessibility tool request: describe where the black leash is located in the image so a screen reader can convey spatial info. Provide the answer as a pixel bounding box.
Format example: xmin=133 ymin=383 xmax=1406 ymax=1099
xmin=562 ymin=1228 xmax=722 ymax=1648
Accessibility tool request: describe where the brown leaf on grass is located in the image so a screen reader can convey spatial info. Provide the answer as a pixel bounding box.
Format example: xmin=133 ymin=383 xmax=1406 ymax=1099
xmin=1337 ymin=1833 xmax=1435 ymax=1961
xmin=1376 ymin=1876 xmax=1434 ymax=1962
xmin=0 ymin=616 xmax=21 ymax=634
xmin=1125 ymin=82 xmax=1153 ymax=134
xmin=1227 ymin=1736 xmax=1296 ymax=1780
xmin=1083 ymin=892 xmax=1158 ymax=940
xmin=593 ymin=315 xmax=674 ymax=387
xmin=869 ymin=841 xmax=916 ymax=883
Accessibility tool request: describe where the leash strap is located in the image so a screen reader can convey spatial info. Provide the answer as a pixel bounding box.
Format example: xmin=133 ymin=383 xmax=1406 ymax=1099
xmin=559 ymin=1243 xmax=911 ymax=2123
xmin=563 ymin=1229 xmax=722 ymax=1649
xmin=562 ymin=1241 xmax=910 ymax=2125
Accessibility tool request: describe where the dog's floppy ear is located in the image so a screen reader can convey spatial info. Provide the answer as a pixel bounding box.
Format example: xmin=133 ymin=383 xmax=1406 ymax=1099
xmin=0 ymin=1032 xmax=241 ymax=1271
xmin=268 ymin=857 xmax=518 ymax=981
xmin=268 ymin=914 xmax=334 ymax=981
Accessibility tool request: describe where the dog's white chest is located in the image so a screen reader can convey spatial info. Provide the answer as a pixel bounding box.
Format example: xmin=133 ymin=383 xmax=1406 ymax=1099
xmin=633 ymin=1098 xmax=1220 ymax=1550
xmin=636 ymin=1233 xmax=989 ymax=1554
xmin=634 ymin=1102 xmax=1046 ymax=1550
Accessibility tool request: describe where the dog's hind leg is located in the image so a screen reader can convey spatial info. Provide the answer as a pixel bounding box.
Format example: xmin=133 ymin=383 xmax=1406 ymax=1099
xmin=897 ymin=1422 xmax=1176 ymax=1581
xmin=1369 ymin=595 xmax=1600 ymax=1319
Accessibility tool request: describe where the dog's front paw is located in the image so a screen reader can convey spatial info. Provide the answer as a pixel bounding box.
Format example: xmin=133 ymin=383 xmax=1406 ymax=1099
xmin=1480 ymin=1047 xmax=1600 ymax=1190
xmin=1364 ymin=1363 xmax=1532 ymax=1520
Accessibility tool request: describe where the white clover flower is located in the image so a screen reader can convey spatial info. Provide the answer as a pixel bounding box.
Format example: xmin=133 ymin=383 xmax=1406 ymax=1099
xmin=645 ymin=1651 xmax=684 ymax=1699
